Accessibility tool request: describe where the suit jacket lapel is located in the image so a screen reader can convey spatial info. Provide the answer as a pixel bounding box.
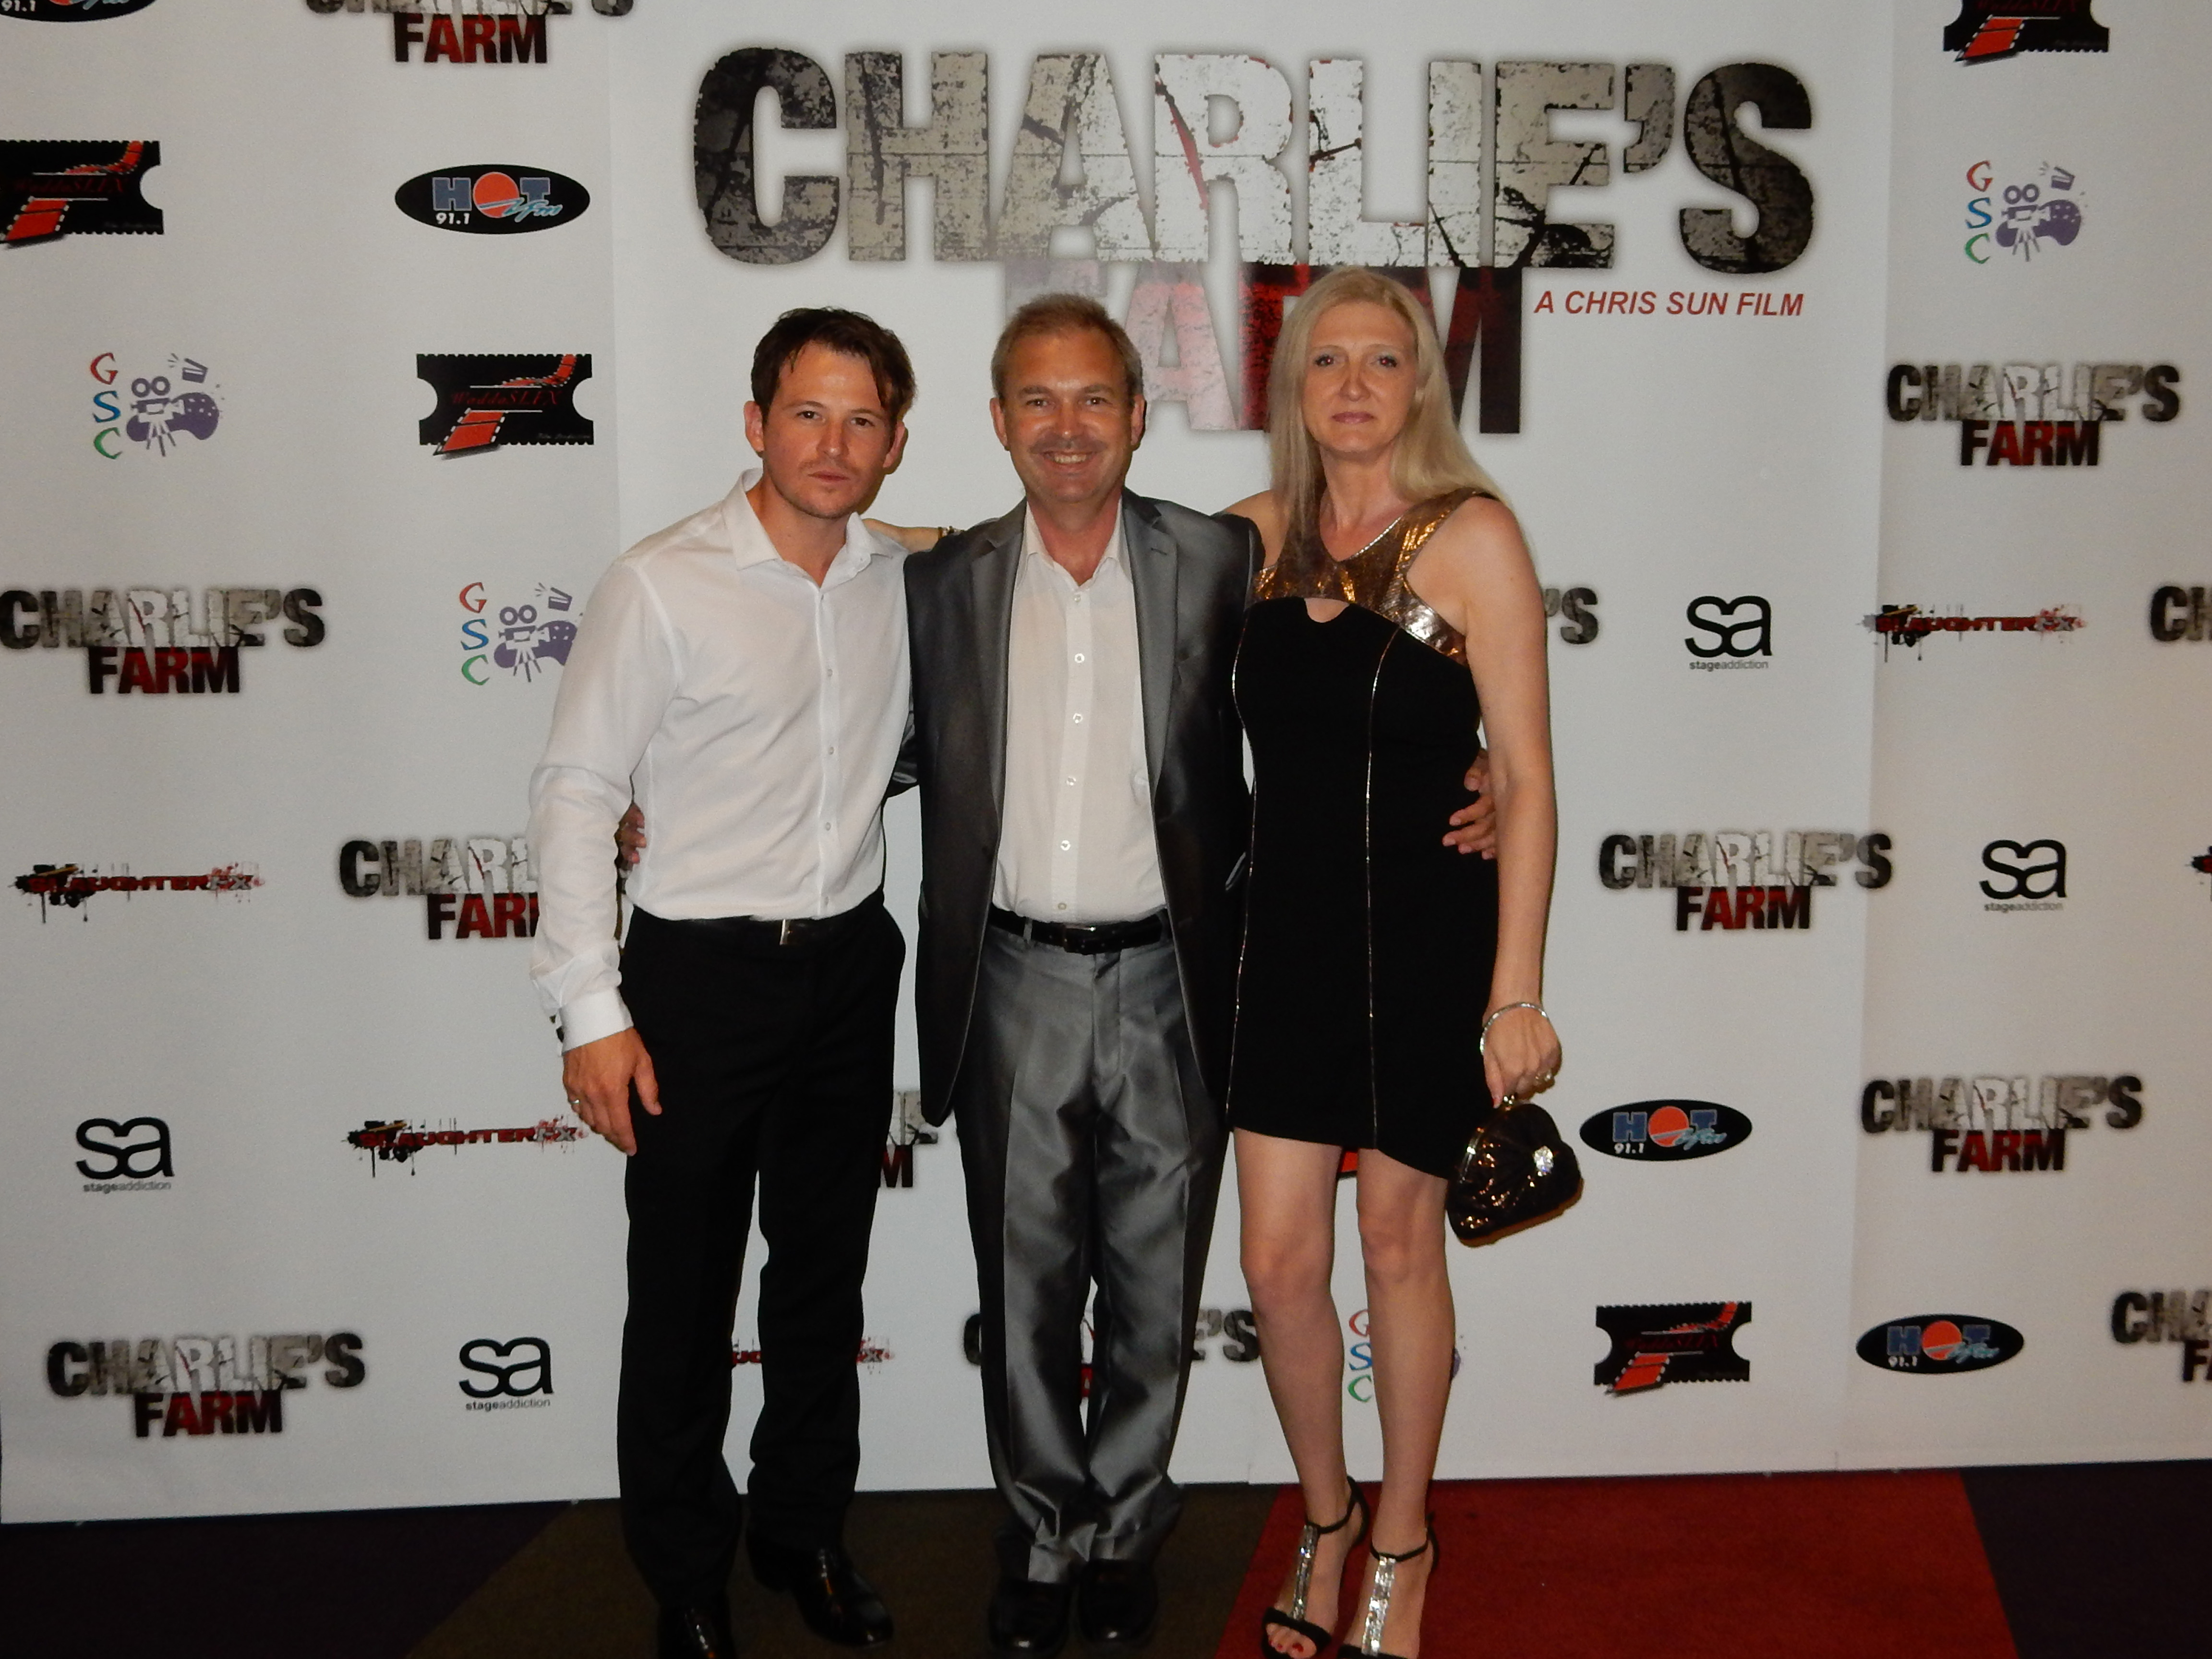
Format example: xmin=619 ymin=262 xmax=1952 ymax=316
xmin=1124 ymin=492 xmax=1178 ymax=793
xmin=968 ymin=504 xmax=1025 ymax=829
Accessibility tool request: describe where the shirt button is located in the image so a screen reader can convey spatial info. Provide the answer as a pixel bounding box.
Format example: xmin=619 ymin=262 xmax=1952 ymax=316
xmin=1072 ymin=713 xmax=1083 ymax=724
xmin=1056 ymin=902 xmax=1068 ymax=911
xmin=1073 ymin=653 xmax=1085 ymax=663
xmin=1066 ymin=776 xmax=1077 ymax=786
xmin=1059 ymin=840 xmax=1071 ymax=851
xmin=827 ymin=746 xmax=836 ymax=756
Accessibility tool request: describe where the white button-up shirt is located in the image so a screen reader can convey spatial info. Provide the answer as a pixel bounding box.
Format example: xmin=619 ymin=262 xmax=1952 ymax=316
xmin=992 ymin=509 xmax=1165 ymax=924
xmin=528 ymin=472 xmax=909 ymax=1049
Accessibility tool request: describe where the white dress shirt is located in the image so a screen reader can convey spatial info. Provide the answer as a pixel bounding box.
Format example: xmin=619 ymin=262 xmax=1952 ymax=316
xmin=993 ymin=509 xmax=1166 ymax=924
xmin=528 ymin=472 xmax=910 ymax=1050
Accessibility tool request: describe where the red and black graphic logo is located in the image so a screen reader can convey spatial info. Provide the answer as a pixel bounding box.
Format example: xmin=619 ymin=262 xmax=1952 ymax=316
xmin=396 ymin=166 xmax=588 ymax=234
xmin=2 ymin=140 xmax=161 ymax=244
xmin=1857 ymin=1315 xmax=2023 ymax=1374
xmin=1579 ymin=1101 xmax=1750 ymax=1163
xmin=2 ymin=0 xmax=162 ymax=21
xmin=2112 ymin=1290 xmax=2212 ymax=1382
xmin=1599 ymin=829 xmax=1892 ymax=932
xmin=417 ymin=353 xmax=592 ymax=455
xmin=736 ymin=1336 xmax=895 ymax=1370
xmin=76 ymin=1116 xmax=173 ymax=1190
xmin=347 ymin=1118 xmax=582 ymax=1171
xmin=460 ymin=1337 xmax=553 ymax=1407
xmin=337 ymin=835 xmax=540 ymax=940
xmin=1594 ymin=1302 xmax=1751 ymax=1395
xmin=1945 ymin=1 xmax=2108 ymax=62
xmin=1867 ymin=605 xmax=2082 ymax=657
xmin=1862 ymin=1072 xmax=2140 ymax=1174
xmin=47 ymin=1331 xmax=365 ymax=1437
xmin=16 ymin=862 xmax=259 ymax=919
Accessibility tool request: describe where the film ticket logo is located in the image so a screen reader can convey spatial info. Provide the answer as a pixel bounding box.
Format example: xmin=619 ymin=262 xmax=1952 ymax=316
xmin=1593 ymin=1302 xmax=1751 ymax=1395
xmin=2 ymin=140 xmax=161 ymax=244
xmin=416 ymin=353 xmax=592 ymax=455
xmin=1945 ymin=2 xmax=2109 ymax=62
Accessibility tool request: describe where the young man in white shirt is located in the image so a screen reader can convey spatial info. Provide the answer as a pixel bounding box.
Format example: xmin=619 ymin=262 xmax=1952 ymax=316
xmin=529 ymin=310 xmax=914 ymax=1659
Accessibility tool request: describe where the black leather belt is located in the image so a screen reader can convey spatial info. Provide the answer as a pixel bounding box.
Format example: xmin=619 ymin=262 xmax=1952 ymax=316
xmin=989 ymin=905 xmax=1166 ymax=954
xmin=684 ymin=890 xmax=882 ymax=947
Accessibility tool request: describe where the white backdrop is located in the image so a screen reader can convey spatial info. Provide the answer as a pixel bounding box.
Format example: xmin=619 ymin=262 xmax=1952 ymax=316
xmin=2 ymin=0 xmax=2203 ymax=1526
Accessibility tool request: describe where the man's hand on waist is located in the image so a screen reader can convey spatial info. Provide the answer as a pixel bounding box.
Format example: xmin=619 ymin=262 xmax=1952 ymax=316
xmin=562 ymin=1028 xmax=661 ymax=1157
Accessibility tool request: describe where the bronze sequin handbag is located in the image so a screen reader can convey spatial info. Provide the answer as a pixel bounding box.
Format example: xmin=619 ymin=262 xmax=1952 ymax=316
xmin=1447 ymin=1094 xmax=1583 ymax=1246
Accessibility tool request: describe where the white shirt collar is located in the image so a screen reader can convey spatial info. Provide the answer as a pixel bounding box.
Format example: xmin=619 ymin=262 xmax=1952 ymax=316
xmin=1021 ymin=504 xmax=1125 ymax=583
xmin=723 ymin=468 xmax=886 ymax=588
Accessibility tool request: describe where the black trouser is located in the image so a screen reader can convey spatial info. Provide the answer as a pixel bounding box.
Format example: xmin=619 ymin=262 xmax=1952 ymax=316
xmin=614 ymin=896 xmax=904 ymax=1610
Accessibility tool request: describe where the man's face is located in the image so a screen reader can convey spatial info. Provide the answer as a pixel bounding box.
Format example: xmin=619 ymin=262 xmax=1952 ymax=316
xmin=744 ymin=343 xmax=907 ymax=522
xmin=990 ymin=328 xmax=1145 ymax=514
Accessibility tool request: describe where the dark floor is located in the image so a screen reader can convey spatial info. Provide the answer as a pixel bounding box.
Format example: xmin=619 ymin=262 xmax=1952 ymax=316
xmin=1 ymin=1463 xmax=2204 ymax=1658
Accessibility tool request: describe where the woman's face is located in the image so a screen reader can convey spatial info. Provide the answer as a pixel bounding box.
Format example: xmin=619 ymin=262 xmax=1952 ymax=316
xmin=1299 ymin=300 xmax=1419 ymax=464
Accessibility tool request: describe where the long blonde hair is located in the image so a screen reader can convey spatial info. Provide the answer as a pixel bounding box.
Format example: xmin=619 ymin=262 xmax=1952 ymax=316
xmin=1265 ymin=268 xmax=1501 ymax=532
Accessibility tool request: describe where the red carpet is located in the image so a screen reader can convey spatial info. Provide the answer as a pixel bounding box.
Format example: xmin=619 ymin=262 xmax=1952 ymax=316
xmin=1219 ymin=1471 xmax=2017 ymax=1658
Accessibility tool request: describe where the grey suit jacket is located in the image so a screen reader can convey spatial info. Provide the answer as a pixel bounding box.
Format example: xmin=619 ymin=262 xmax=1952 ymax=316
xmin=903 ymin=491 xmax=1260 ymax=1127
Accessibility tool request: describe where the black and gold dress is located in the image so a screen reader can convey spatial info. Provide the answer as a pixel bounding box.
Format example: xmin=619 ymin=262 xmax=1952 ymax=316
xmin=1226 ymin=490 xmax=1499 ymax=1179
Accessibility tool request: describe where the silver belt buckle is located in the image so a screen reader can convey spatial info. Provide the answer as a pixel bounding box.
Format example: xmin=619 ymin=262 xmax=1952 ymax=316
xmin=778 ymin=918 xmax=794 ymax=946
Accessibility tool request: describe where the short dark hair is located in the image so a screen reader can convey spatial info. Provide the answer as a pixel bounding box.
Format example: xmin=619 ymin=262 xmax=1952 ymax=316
xmin=990 ymin=293 xmax=1144 ymax=407
xmin=751 ymin=307 xmax=916 ymax=423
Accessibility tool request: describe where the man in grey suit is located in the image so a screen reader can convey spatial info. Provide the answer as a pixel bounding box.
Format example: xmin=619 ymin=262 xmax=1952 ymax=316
xmin=903 ymin=295 xmax=1256 ymax=1655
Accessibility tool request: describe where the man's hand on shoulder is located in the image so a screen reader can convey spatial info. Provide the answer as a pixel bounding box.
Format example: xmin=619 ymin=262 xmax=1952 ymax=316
xmin=562 ymin=1027 xmax=661 ymax=1156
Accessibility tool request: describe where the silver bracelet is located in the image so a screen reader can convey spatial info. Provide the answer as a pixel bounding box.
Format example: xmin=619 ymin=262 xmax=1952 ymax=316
xmin=1479 ymin=1001 xmax=1549 ymax=1053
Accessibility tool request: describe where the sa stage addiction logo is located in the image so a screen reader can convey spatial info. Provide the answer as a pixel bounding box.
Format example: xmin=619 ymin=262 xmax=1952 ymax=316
xmin=1579 ymin=1101 xmax=1750 ymax=1163
xmin=458 ymin=580 xmax=576 ymax=685
xmin=1885 ymin=359 xmax=2179 ymax=468
xmin=17 ymin=862 xmax=259 ymax=920
xmin=76 ymin=1115 xmax=172 ymax=1191
xmin=417 ymin=353 xmax=591 ymax=455
xmin=397 ymin=166 xmax=587 ymax=234
xmin=1858 ymin=1316 xmax=2023 ymax=1374
xmin=2112 ymin=1290 xmax=2212 ymax=1383
xmin=88 ymin=351 xmax=221 ymax=458
xmin=1963 ymin=160 xmax=2082 ymax=265
xmin=46 ymin=1330 xmax=365 ymax=1437
xmin=1 ymin=585 xmax=325 ymax=694
xmin=1599 ymin=828 xmax=1892 ymax=932
xmin=1862 ymin=1071 xmax=2140 ymax=1174
xmin=1 ymin=140 xmax=160 ymax=244
xmin=1594 ymin=1302 xmax=1750 ymax=1395
xmin=1685 ymin=595 xmax=1769 ymax=670
xmin=1945 ymin=1 xmax=2108 ymax=62
xmin=337 ymin=834 xmax=539 ymax=940
xmin=1980 ymin=837 xmax=2064 ymax=911
xmin=460 ymin=1337 xmax=552 ymax=1408
xmin=2 ymin=0 xmax=162 ymax=19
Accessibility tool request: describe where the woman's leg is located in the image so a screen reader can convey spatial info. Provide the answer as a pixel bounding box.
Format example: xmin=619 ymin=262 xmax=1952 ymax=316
xmin=1349 ymin=1150 xmax=1454 ymax=1657
xmin=1237 ymin=1129 xmax=1358 ymax=1658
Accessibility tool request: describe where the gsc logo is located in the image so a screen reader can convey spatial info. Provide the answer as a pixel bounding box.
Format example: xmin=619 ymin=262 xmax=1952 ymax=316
xmin=1685 ymin=595 xmax=1771 ymax=664
xmin=1980 ymin=838 xmax=2065 ymax=902
xmin=458 ymin=1337 xmax=552 ymax=1400
xmin=76 ymin=1117 xmax=172 ymax=1181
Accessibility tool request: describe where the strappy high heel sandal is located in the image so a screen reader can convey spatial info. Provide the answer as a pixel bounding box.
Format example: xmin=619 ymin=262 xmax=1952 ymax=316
xmin=1339 ymin=1519 xmax=1437 ymax=1659
xmin=1259 ymin=1481 xmax=1369 ymax=1658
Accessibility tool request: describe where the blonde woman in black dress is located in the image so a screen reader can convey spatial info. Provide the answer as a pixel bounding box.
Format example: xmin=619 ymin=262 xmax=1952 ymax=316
xmin=1227 ymin=268 xmax=1560 ymax=1659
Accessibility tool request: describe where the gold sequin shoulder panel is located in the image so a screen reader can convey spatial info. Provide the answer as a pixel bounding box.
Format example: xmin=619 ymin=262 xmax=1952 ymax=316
xmin=1252 ymin=488 xmax=1485 ymax=666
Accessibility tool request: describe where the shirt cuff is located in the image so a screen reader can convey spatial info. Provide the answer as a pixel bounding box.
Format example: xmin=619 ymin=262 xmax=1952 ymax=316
xmin=558 ymin=989 xmax=634 ymax=1052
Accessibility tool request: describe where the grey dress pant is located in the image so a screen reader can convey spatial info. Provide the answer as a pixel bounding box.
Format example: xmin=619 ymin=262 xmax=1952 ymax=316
xmin=953 ymin=924 xmax=1226 ymax=1584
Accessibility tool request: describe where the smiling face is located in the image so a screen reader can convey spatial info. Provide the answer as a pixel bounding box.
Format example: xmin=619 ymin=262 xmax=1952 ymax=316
xmin=990 ymin=326 xmax=1145 ymax=515
xmin=744 ymin=342 xmax=907 ymax=523
xmin=1299 ymin=299 xmax=1419 ymax=466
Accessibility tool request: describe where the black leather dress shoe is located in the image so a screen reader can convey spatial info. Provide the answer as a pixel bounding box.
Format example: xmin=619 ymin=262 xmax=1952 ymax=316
xmin=747 ymin=1538 xmax=893 ymax=1647
xmin=658 ymin=1593 xmax=736 ymax=1659
xmin=1076 ymin=1559 xmax=1158 ymax=1648
xmin=987 ymin=1574 xmax=1073 ymax=1658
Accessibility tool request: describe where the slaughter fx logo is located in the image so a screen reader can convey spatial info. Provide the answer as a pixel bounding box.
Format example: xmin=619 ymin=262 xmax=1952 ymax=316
xmin=1964 ymin=160 xmax=2082 ymax=264
xmin=1867 ymin=604 xmax=2081 ymax=657
xmin=1 ymin=140 xmax=161 ymax=244
xmin=396 ymin=166 xmax=588 ymax=233
xmin=458 ymin=580 xmax=576 ymax=685
xmin=1594 ymin=1302 xmax=1751 ymax=1395
xmin=2111 ymin=1290 xmax=2212 ymax=1382
xmin=1598 ymin=829 xmax=1893 ymax=931
xmin=76 ymin=1116 xmax=173 ymax=1191
xmin=1 ymin=585 xmax=325 ymax=694
xmin=337 ymin=835 xmax=539 ymax=940
xmin=1885 ymin=359 xmax=2179 ymax=467
xmin=459 ymin=1337 xmax=553 ymax=1407
xmin=88 ymin=351 xmax=221 ymax=457
xmin=1579 ymin=1101 xmax=1751 ymax=1163
xmin=1945 ymin=1 xmax=2108 ymax=62
xmin=417 ymin=353 xmax=592 ymax=454
xmin=2 ymin=0 xmax=162 ymax=19
xmin=1980 ymin=838 xmax=2064 ymax=910
xmin=47 ymin=1331 xmax=365 ymax=1437
xmin=347 ymin=1118 xmax=582 ymax=1172
xmin=17 ymin=861 xmax=258 ymax=919
xmin=1857 ymin=1316 xmax=2022 ymax=1374
xmin=1861 ymin=1071 xmax=2140 ymax=1174
xmin=1685 ymin=595 xmax=1770 ymax=669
